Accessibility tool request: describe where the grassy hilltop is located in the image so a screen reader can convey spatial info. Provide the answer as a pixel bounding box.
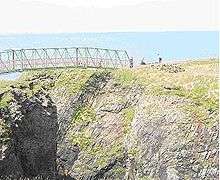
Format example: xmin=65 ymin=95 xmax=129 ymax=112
xmin=0 ymin=59 xmax=219 ymax=179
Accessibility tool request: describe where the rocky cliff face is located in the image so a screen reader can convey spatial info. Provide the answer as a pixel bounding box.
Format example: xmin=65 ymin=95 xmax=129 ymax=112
xmin=0 ymin=60 xmax=219 ymax=179
xmin=0 ymin=89 xmax=58 ymax=179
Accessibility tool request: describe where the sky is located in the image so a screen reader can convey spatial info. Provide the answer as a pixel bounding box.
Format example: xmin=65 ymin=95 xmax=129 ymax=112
xmin=0 ymin=0 xmax=219 ymax=34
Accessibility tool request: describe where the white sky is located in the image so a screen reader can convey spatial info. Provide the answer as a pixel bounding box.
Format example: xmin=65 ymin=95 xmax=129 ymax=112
xmin=0 ymin=0 xmax=218 ymax=34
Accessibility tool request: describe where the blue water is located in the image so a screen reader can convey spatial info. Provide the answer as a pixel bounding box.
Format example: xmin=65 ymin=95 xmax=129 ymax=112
xmin=0 ymin=72 xmax=21 ymax=80
xmin=0 ymin=32 xmax=218 ymax=63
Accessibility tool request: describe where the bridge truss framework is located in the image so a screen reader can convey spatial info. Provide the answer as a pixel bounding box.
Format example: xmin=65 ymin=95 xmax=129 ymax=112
xmin=0 ymin=47 xmax=132 ymax=74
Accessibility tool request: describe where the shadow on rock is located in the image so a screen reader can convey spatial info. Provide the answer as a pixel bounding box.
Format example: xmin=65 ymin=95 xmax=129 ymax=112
xmin=0 ymin=90 xmax=59 ymax=179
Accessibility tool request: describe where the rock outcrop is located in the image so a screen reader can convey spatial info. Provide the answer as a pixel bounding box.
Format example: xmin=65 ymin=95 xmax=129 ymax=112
xmin=0 ymin=89 xmax=58 ymax=179
xmin=131 ymin=96 xmax=219 ymax=179
xmin=0 ymin=60 xmax=219 ymax=179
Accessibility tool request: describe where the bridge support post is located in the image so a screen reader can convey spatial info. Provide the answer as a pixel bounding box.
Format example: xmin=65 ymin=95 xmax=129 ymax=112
xmin=12 ymin=50 xmax=15 ymax=71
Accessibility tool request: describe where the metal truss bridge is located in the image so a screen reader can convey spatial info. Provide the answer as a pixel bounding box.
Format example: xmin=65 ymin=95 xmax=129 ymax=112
xmin=0 ymin=47 xmax=132 ymax=74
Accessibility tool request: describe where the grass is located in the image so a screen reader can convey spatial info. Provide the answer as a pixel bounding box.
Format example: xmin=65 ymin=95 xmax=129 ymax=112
xmin=0 ymin=92 xmax=13 ymax=108
xmin=0 ymin=119 xmax=11 ymax=145
xmin=53 ymin=68 xmax=96 ymax=97
xmin=72 ymin=107 xmax=96 ymax=126
xmin=0 ymin=80 xmax=13 ymax=92
xmin=0 ymin=60 xmax=218 ymax=144
xmin=122 ymin=107 xmax=135 ymax=134
xmin=113 ymin=60 xmax=218 ymax=126
xmin=112 ymin=68 xmax=136 ymax=86
xmin=0 ymin=80 xmax=14 ymax=108
xmin=69 ymin=106 xmax=96 ymax=149
xmin=70 ymin=130 xmax=92 ymax=150
xmin=73 ymin=140 xmax=124 ymax=173
xmin=18 ymin=68 xmax=98 ymax=98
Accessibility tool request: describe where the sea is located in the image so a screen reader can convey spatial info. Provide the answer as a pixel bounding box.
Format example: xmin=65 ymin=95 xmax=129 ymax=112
xmin=0 ymin=31 xmax=219 ymax=79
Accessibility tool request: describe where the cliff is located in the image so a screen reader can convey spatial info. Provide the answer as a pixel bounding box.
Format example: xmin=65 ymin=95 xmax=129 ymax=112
xmin=0 ymin=60 xmax=219 ymax=179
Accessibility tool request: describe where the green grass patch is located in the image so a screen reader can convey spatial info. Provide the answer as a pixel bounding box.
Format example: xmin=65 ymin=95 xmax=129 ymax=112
xmin=70 ymin=130 xmax=92 ymax=150
xmin=69 ymin=106 xmax=96 ymax=149
xmin=113 ymin=69 xmax=136 ymax=86
xmin=122 ymin=107 xmax=135 ymax=134
xmin=0 ymin=119 xmax=11 ymax=144
xmin=72 ymin=136 xmax=124 ymax=174
xmin=72 ymin=107 xmax=96 ymax=126
xmin=0 ymin=92 xmax=13 ymax=108
xmin=0 ymin=80 xmax=13 ymax=92
xmin=87 ymin=141 xmax=124 ymax=167
xmin=53 ymin=69 xmax=96 ymax=96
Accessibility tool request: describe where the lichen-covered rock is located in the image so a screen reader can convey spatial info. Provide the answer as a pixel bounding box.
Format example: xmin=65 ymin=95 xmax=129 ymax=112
xmin=131 ymin=95 xmax=219 ymax=179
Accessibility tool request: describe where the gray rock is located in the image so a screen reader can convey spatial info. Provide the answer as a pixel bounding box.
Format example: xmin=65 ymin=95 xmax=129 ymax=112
xmin=0 ymin=90 xmax=58 ymax=178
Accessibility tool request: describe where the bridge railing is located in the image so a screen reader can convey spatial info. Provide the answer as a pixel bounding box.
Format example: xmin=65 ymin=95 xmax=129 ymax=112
xmin=0 ymin=47 xmax=131 ymax=73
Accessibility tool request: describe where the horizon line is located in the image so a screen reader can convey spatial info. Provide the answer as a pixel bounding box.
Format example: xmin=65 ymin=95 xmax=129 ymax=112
xmin=0 ymin=30 xmax=219 ymax=36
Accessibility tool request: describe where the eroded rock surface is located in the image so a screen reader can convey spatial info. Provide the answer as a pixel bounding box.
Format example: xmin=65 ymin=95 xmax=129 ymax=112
xmin=131 ymin=96 xmax=219 ymax=179
xmin=0 ymin=89 xmax=58 ymax=179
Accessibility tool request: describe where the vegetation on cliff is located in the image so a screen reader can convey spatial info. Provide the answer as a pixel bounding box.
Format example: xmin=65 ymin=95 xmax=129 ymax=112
xmin=0 ymin=59 xmax=219 ymax=179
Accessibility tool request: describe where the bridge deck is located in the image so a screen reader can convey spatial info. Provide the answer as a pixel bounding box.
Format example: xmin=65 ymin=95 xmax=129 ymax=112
xmin=0 ymin=47 xmax=132 ymax=74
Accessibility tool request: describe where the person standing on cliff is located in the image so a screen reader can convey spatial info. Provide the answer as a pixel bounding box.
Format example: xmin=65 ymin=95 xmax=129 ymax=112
xmin=129 ymin=57 xmax=134 ymax=68
xmin=157 ymin=53 xmax=162 ymax=63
